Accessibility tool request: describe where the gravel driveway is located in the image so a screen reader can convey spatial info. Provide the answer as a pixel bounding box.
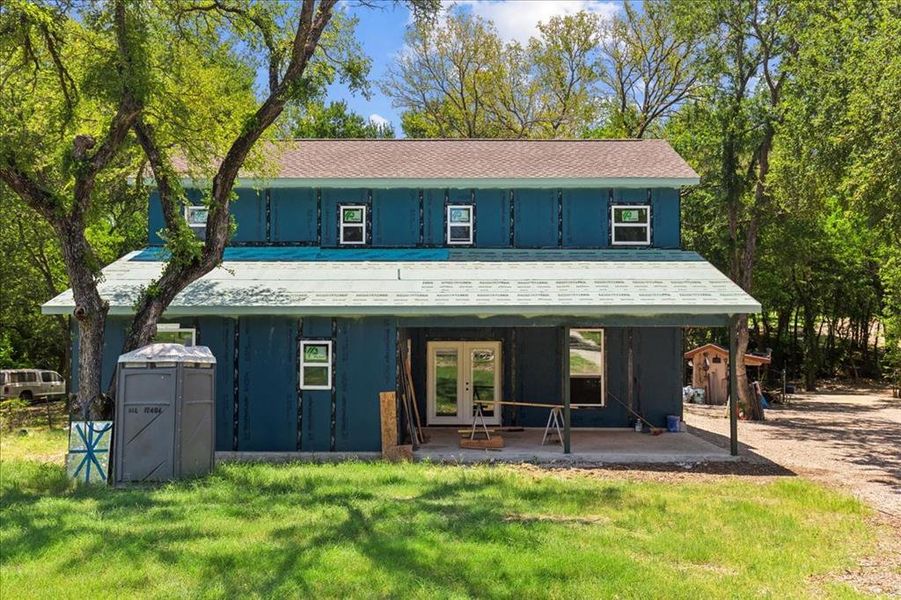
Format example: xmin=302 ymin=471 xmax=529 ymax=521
xmin=684 ymin=385 xmax=900 ymax=596
xmin=684 ymin=384 xmax=900 ymax=517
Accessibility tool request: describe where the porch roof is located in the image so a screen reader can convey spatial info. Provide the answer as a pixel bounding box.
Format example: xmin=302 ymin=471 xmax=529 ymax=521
xmin=41 ymin=248 xmax=760 ymax=318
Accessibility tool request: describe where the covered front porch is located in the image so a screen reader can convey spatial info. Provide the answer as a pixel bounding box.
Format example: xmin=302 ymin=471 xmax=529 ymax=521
xmin=414 ymin=427 xmax=734 ymax=464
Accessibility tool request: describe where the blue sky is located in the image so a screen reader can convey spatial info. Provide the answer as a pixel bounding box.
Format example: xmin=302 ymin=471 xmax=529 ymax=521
xmin=325 ymin=1 xmax=622 ymax=134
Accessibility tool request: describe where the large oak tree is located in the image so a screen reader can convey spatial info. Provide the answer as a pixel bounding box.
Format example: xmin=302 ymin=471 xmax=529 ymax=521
xmin=0 ymin=0 xmax=437 ymax=416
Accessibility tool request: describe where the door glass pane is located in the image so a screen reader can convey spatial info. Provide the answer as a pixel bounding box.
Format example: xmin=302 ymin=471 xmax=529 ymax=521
xmin=435 ymin=350 xmax=459 ymax=417
xmin=570 ymin=330 xmax=604 ymax=405
xmin=470 ymin=348 xmax=497 ymax=417
xmin=570 ymin=330 xmax=603 ymax=376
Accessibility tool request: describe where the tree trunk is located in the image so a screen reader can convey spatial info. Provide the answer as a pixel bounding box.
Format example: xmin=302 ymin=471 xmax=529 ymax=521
xmin=802 ymin=303 xmax=818 ymax=391
xmin=56 ymin=221 xmax=110 ymax=419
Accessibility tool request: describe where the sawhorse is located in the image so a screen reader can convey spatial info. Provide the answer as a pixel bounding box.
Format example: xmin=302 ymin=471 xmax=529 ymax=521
xmin=541 ymin=406 xmax=564 ymax=446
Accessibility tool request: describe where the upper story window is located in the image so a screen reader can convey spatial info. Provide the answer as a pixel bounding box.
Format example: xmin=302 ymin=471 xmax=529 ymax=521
xmin=339 ymin=205 xmax=367 ymax=245
xmin=611 ymin=205 xmax=651 ymax=246
xmin=185 ymin=205 xmax=208 ymax=230
xmin=447 ymin=205 xmax=474 ymax=245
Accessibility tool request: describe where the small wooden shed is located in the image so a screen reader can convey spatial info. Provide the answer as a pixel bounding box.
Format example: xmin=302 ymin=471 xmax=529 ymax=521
xmin=684 ymin=343 xmax=771 ymax=405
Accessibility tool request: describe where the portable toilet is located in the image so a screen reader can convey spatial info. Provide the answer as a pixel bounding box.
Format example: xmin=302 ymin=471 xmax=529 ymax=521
xmin=113 ymin=343 xmax=216 ymax=484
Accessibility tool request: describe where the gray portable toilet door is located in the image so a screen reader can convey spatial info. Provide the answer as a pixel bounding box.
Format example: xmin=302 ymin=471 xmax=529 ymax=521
xmin=117 ymin=367 xmax=178 ymax=482
xmin=177 ymin=367 xmax=215 ymax=477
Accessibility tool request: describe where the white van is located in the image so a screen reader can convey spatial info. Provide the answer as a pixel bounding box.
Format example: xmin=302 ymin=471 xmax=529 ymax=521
xmin=0 ymin=369 xmax=66 ymax=402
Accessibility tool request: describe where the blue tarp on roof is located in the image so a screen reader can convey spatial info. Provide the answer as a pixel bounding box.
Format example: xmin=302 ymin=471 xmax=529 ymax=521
xmin=130 ymin=246 xmax=705 ymax=263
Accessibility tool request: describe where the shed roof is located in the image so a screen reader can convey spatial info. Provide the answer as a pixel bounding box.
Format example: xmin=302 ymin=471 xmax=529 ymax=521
xmin=173 ymin=139 xmax=699 ymax=187
xmin=684 ymin=343 xmax=771 ymax=366
xmin=43 ymin=248 xmax=760 ymax=319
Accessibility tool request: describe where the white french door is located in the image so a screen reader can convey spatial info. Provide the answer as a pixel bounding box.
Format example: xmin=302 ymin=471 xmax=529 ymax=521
xmin=426 ymin=341 xmax=502 ymax=425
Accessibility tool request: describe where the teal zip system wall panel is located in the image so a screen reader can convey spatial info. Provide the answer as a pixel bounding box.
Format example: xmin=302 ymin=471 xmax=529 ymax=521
xmin=563 ymin=189 xmax=607 ymax=247
xmin=148 ymin=188 xmax=203 ymax=246
xmin=148 ymin=191 xmax=165 ymax=246
xmin=335 ymin=318 xmax=397 ymax=451
xmin=196 ymin=317 xmax=236 ymax=451
xmin=372 ymin=189 xmax=419 ymax=247
xmin=651 ymin=188 xmax=680 ymax=249
xmin=300 ymin=316 xmax=333 ymax=451
xmin=160 ymin=186 xmax=683 ymax=250
xmin=231 ymin=189 xmax=266 ymax=243
xmin=320 ymin=188 xmax=368 ymax=247
xmin=513 ymin=327 xmax=563 ymax=425
xmin=514 ymin=189 xmax=559 ymax=248
xmin=271 ymin=187 xmax=318 ymax=243
xmin=237 ymin=316 xmax=297 ymax=451
xmin=474 ymin=189 xmax=511 ymax=247
xmin=633 ymin=327 xmax=682 ymax=424
xmin=423 ymin=189 xmax=446 ymax=245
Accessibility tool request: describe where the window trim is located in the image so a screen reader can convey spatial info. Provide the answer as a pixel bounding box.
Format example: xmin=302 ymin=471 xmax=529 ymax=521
xmin=155 ymin=323 xmax=197 ymax=346
xmin=569 ymin=328 xmax=606 ymax=406
xmin=184 ymin=205 xmax=209 ymax=230
xmin=339 ymin=204 xmax=368 ymax=246
xmin=446 ymin=204 xmax=474 ymax=245
xmin=610 ymin=204 xmax=651 ymax=246
xmin=300 ymin=340 xmax=333 ymax=390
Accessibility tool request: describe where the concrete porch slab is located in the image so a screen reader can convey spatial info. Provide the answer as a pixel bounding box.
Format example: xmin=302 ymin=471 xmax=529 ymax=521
xmin=414 ymin=428 xmax=736 ymax=465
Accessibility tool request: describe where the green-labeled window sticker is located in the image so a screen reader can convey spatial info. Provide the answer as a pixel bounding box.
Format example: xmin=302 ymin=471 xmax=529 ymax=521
xmin=620 ymin=209 xmax=640 ymax=223
xmin=342 ymin=207 xmax=364 ymax=224
xmin=450 ymin=207 xmax=471 ymax=223
xmin=304 ymin=343 xmax=330 ymax=363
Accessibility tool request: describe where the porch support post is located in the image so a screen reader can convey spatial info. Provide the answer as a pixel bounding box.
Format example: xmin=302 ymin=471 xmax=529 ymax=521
xmin=728 ymin=314 xmax=740 ymax=456
xmin=561 ymin=326 xmax=571 ymax=454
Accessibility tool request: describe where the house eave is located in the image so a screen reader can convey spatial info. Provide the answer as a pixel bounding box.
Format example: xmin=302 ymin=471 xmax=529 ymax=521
xmin=139 ymin=176 xmax=702 ymax=189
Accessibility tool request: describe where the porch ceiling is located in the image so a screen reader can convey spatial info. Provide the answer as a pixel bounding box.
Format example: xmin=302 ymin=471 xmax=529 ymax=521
xmin=42 ymin=248 xmax=760 ymax=318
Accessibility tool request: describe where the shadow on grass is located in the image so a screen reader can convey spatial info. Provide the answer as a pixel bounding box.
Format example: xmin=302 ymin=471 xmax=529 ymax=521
xmin=1 ymin=461 xmax=634 ymax=596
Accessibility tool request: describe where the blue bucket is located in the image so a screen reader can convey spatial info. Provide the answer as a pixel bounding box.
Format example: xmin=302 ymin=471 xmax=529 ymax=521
xmin=666 ymin=415 xmax=681 ymax=433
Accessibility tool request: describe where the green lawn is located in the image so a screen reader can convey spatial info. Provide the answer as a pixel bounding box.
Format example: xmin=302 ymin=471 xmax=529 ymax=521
xmin=0 ymin=406 xmax=879 ymax=599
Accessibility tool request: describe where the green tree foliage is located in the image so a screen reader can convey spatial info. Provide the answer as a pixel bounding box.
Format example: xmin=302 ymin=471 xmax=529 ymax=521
xmin=0 ymin=0 xmax=437 ymax=416
xmin=286 ymin=100 xmax=395 ymax=138
xmin=384 ymin=9 xmax=603 ymax=138
xmin=388 ymin=0 xmax=899 ymax=391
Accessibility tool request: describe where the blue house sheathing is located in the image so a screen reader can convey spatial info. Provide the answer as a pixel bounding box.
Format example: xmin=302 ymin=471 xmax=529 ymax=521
xmin=44 ymin=140 xmax=760 ymax=455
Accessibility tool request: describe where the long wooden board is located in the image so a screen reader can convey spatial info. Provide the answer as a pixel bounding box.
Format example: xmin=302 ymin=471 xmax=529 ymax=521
xmin=472 ymin=400 xmax=605 ymax=409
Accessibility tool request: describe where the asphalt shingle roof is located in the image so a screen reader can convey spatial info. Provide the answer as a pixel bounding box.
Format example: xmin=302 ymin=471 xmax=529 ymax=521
xmin=175 ymin=139 xmax=699 ymax=183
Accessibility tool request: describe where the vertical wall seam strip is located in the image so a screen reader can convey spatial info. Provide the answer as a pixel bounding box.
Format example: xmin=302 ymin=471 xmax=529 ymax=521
xmin=265 ymin=188 xmax=271 ymax=242
xmin=232 ymin=320 xmax=239 ymax=451
xmin=418 ymin=189 xmax=424 ymax=246
xmin=330 ymin=317 xmax=337 ymax=452
xmin=509 ymin=189 xmax=515 ymax=247
xmin=296 ymin=317 xmax=303 ymax=451
xmin=316 ymin=188 xmax=322 ymax=246
xmin=557 ymin=189 xmax=564 ymax=247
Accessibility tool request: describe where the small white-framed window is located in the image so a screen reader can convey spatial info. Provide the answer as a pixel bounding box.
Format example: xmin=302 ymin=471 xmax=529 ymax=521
xmin=569 ymin=329 xmax=605 ymax=406
xmin=300 ymin=340 xmax=333 ymax=390
xmin=611 ymin=205 xmax=651 ymax=246
xmin=185 ymin=205 xmax=209 ymax=230
xmin=339 ymin=205 xmax=367 ymax=245
xmin=446 ymin=204 xmax=474 ymax=245
xmin=153 ymin=323 xmax=196 ymax=346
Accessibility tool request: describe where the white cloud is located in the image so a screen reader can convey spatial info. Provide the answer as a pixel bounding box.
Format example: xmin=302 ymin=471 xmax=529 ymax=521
xmin=458 ymin=0 xmax=620 ymax=43
xmin=369 ymin=114 xmax=390 ymax=128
